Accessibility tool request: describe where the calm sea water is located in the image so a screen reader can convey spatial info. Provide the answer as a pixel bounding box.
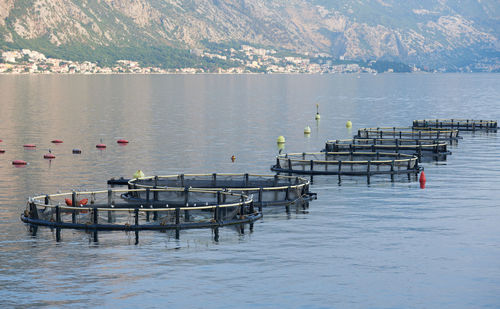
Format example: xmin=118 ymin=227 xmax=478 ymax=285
xmin=0 ymin=74 xmax=499 ymax=308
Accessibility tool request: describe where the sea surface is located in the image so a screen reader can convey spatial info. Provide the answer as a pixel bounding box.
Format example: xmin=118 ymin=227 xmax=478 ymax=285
xmin=0 ymin=73 xmax=499 ymax=308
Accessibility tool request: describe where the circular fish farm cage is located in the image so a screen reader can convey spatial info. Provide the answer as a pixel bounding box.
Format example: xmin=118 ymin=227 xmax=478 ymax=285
xmin=126 ymin=173 xmax=316 ymax=207
xmin=271 ymin=152 xmax=421 ymax=183
xmin=21 ymin=188 xmax=261 ymax=242
xmin=325 ymin=138 xmax=450 ymax=161
xmin=412 ymin=119 xmax=498 ymax=132
xmin=355 ymin=127 xmax=460 ymax=141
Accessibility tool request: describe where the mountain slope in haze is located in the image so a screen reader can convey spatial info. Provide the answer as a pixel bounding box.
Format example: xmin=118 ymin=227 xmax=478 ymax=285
xmin=0 ymin=0 xmax=498 ymax=71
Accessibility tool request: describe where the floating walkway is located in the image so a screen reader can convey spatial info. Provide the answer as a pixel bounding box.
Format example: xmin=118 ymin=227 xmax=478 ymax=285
xmin=271 ymin=152 xmax=421 ymax=182
xmin=325 ymin=138 xmax=450 ymax=161
xmin=412 ymin=119 xmax=497 ymax=131
xmin=355 ymin=127 xmax=460 ymax=141
xmin=125 ymin=173 xmax=316 ymax=207
xmin=21 ymin=188 xmax=262 ymax=242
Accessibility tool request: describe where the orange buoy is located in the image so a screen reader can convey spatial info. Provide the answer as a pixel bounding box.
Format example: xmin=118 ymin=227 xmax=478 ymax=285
xmin=231 ymin=155 xmax=236 ymax=162
xmin=65 ymin=198 xmax=72 ymax=206
xmin=12 ymin=160 xmax=27 ymax=165
xmin=23 ymin=144 xmax=36 ymax=148
xmin=117 ymin=139 xmax=129 ymax=144
xmin=44 ymin=153 xmax=56 ymax=159
xmin=79 ymin=198 xmax=88 ymax=206
xmin=96 ymin=144 xmax=106 ymax=148
xmin=51 ymin=139 xmax=63 ymax=144
xmin=0 ymin=149 xmax=5 ymax=153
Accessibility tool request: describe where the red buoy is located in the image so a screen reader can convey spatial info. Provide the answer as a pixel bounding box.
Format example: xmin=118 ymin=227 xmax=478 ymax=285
xmin=96 ymin=144 xmax=107 ymax=149
xmin=65 ymin=198 xmax=88 ymax=206
xmin=0 ymin=139 xmax=3 ymax=142
xmin=44 ymin=153 xmax=56 ymax=159
xmin=117 ymin=139 xmax=129 ymax=144
xmin=23 ymin=144 xmax=36 ymax=148
xmin=12 ymin=160 xmax=27 ymax=165
xmin=419 ymin=171 xmax=426 ymax=189
xmin=51 ymin=139 xmax=63 ymax=144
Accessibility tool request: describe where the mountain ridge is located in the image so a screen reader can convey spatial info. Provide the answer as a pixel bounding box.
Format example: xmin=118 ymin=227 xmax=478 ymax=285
xmin=0 ymin=0 xmax=498 ymax=71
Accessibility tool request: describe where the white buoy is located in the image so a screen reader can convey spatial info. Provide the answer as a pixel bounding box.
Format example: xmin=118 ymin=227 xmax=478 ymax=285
xmin=304 ymin=126 xmax=311 ymax=134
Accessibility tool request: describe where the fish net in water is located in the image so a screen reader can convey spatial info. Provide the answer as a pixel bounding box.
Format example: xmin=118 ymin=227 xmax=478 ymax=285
xmin=412 ymin=119 xmax=497 ymax=131
xmin=271 ymin=152 xmax=421 ymax=182
xmin=126 ymin=173 xmax=314 ymax=207
xmin=355 ymin=127 xmax=460 ymax=141
xmin=325 ymin=138 xmax=450 ymax=159
xmin=21 ymin=188 xmax=261 ymax=232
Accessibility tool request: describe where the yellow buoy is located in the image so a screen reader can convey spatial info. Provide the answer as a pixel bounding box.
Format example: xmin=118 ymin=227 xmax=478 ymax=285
xmin=346 ymin=120 xmax=352 ymax=128
xmin=277 ymin=142 xmax=285 ymax=152
xmin=304 ymin=126 xmax=311 ymax=134
xmin=133 ymin=170 xmax=145 ymax=179
xmin=277 ymin=135 xmax=286 ymax=143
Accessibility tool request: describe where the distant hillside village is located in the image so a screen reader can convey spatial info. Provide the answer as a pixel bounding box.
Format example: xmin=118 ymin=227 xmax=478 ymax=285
xmin=0 ymin=46 xmax=418 ymax=74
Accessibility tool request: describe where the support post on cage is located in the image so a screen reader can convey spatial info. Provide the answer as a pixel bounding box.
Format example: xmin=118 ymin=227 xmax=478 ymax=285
xmin=212 ymin=173 xmax=217 ymax=187
xmin=391 ymin=160 xmax=395 ymax=182
xmin=30 ymin=201 xmax=39 ymax=220
xmin=134 ymin=208 xmax=139 ymax=227
xmin=217 ymin=191 xmax=222 ymax=206
xmin=214 ymin=205 xmax=220 ymax=223
xmin=213 ymin=227 xmax=219 ymax=242
xmin=106 ymin=189 xmax=114 ymax=222
xmin=71 ymin=191 xmax=77 ymax=223
xmin=239 ymin=197 xmax=244 ymax=219
xmin=93 ymin=207 xmax=99 ymax=225
xmin=180 ymin=174 xmax=185 ymax=187
xmin=55 ymin=205 xmax=60 ymax=223
xmin=175 ymin=207 xmax=180 ymax=239
xmin=338 ymin=161 xmax=342 ymax=184
xmin=153 ymin=179 xmax=158 ymax=202
xmin=367 ymin=161 xmax=371 ymax=184
xmin=257 ymin=188 xmax=263 ymax=211
xmin=145 ymin=189 xmax=150 ymax=221
xmin=184 ymin=186 xmax=189 ymax=206
xmin=107 ymin=189 xmax=112 ymax=207
xmin=107 ymin=206 xmax=114 ymax=223
xmin=244 ymin=173 xmax=249 ymax=187
xmin=407 ymin=159 xmax=412 ymax=181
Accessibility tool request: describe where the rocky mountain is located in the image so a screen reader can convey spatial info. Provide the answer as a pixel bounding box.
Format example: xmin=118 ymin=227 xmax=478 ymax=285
xmin=0 ymin=0 xmax=498 ymax=71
